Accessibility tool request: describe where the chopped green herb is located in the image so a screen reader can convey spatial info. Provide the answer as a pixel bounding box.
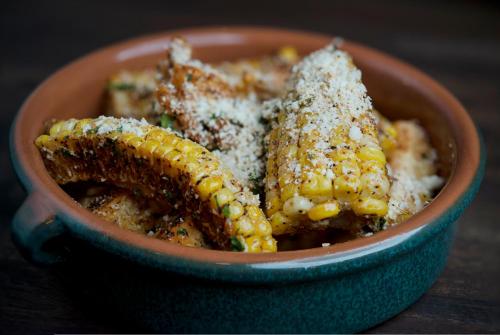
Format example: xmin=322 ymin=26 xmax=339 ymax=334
xmin=61 ymin=148 xmax=73 ymax=158
xmin=377 ymin=217 xmax=387 ymax=230
xmin=210 ymin=113 xmax=217 ymax=120
xmin=117 ymin=125 xmax=123 ymax=133
xmin=177 ymin=228 xmax=188 ymax=236
xmin=163 ymin=189 xmax=174 ymax=201
xmin=160 ymin=114 xmax=174 ymax=129
xmin=230 ymin=236 xmax=244 ymax=252
xmin=186 ymin=73 xmax=193 ymax=82
xmin=86 ymin=127 xmax=99 ymax=135
xmin=108 ymin=82 xmax=136 ymax=91
xmin=222 ymin=204 xmax=231 ymax=218
xmin=214 ymin=195 xmax=221 ymax=209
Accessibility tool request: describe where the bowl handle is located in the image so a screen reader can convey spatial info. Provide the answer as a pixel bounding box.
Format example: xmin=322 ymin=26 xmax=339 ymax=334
xmin=11 ymin=191 xmax=68 ymax=265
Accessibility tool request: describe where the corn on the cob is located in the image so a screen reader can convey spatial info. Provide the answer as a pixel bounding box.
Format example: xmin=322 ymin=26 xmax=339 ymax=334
xmin=35 ymin=116 xmax=276 ymax=252
xmin=265 ymin=44 xmax=391 ymax=235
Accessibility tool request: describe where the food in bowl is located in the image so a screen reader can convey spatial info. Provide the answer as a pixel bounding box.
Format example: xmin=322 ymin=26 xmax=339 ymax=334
xmin=34 ymin=38 xmax=443 ymax=252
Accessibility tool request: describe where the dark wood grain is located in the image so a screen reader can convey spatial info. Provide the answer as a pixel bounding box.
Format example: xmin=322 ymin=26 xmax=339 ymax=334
xmin=1 ymin=0 xmax=499 ymax=333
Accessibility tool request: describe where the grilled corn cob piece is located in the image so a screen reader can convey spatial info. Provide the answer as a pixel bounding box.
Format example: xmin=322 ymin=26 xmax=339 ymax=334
xmin=265 ymin=44 xmax=391 ymax=235
xmin=79 ymin=187 xmax=208 ymax=248
xmin=35 ymin=116 xmax=276 ymax=252
xmin=385 ymin=120 xmax=443 ymax=224
xmin=155 ymin=37 xmax=268 ymax=187
xmin=107 ymin=69 xmax=161 ymax=123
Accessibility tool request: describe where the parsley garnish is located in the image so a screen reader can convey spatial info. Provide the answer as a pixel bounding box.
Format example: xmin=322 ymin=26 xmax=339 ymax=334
xmin=177 ymin=228 xmax=188 ymax=236
xmin=186 ymin=73 xmax=193 ymax=82
xmin=108 ymin=82 xmax=136 ymax=91
xmin=117 ymin=125 xmax=123 ymax=133
xmin=230 ymin=236 xmax=244 ymax=252
xmin=222 ymin=204 xmax=231 ymax=218
xmin=163 ymin=189 xmax=174 ymax=201
xmin=160 ymin=114 xmax=173 ymax=129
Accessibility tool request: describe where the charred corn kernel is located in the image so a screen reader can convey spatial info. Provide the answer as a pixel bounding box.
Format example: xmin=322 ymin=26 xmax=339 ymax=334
xmin=35 ymin=116 xmax=277 ymax=252
xmin=283 ymin=196 xmax=314 ymax=217
xmin=197 ymin=176 xmax=223 ymax=200
xmin=300 ymin=174 xmax=333 ymax=196
xmin=226 ymin=201 xmax=244 ymax=220
xmin=308 ymin=201 xmax=340 ymax=221
xmin=358 ymin=147 xmax=386 ymax=164
xmin=245 ymin=236 xmax=262 ymax=253
xmin=278 ymin=46 xmax=299 ymax=63
xmin=261 ymin=236 xmax=277 ymax=252
xmin=138 ymin=140 xmax=161 ymax=157
xmin=234 ymin=216 xmax=255 ymax=236
xmin=210 ymin=188 xmax=235 ymax=210
xmin=352 ymin=198 xmax=388 ymax=216
xmin=125 ymin=136 xmax=143 ymax=148
xmin=265 ymin=45 xmax=390 ymax=235
xmin=281 ymin=184 xmax=299 ymax=201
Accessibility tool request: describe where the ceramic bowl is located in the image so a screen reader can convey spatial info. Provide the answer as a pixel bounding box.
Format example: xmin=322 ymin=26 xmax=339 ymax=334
xmin=10 ymin=27 xmax=484 ymax=333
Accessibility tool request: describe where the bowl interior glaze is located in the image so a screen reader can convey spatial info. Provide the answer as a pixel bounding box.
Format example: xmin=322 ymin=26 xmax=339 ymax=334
xmin=12 ymin=27 xmax=480 ymax=264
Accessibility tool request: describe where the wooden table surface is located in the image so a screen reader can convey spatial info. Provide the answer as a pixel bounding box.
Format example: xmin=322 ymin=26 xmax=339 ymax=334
xmin=1 ymin=0 xmax=499 ymax=333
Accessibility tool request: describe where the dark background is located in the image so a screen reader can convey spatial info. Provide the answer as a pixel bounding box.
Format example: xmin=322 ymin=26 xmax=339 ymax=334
xmin=1 ymin=0 xmax=500 ymax=333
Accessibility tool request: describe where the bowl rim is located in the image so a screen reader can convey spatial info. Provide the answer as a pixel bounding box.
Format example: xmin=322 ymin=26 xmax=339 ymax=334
xmin=10 ymin=26 xmax=484 ymax=280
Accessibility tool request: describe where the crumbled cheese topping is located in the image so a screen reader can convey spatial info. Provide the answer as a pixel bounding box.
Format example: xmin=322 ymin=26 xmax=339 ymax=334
xmin=159 ymin=39 xmax=267 ymax=187
xmin=275 ymin=43 xmax=379 ymax=184
xmin=385 ymin=121 xmax=444 ymax=223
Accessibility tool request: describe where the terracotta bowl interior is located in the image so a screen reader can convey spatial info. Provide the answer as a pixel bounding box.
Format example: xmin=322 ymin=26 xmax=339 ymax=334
xmin=13 ymin=27 xmax=479 ymax=264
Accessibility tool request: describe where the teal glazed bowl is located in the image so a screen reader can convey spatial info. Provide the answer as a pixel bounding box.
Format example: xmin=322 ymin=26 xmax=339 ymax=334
xmin=10 ymin=27 xmax=484 ymax=333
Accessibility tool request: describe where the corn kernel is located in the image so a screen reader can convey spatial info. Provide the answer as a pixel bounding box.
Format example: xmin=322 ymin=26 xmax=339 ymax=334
xmin=270 ymin=212 xmax=289 ymax=235
xmin=210 ymin=188 xmax=235 ymax=210
xmin=147 ymin=129 xmax=170 ymax=142
xmin=255 ymin=219 xmax=272 ymax=237
xmin=49 ymin=121 xmax=66 ymax=136
xmin=138 ymin=140 xmax=161 ymax=158
xmin=175 ymin=140 xmax=197 ymax=153
xmin=307 ymin=201 xmax=340 ymax=221
xmin=197 ymin=176 xmax=223 ymax=200
xmin=301 ymin=174 xmax=333 ymax=196
xmin=266 ymin=192 xmax=281 ymax=217
xmin=333 ymin=175 xmax=360 ymax=200
xmin=35 ymin=134 xmax=50 ymax=147
xmin=281 ymin=184 xmax=299 ymax=201
xmin=358 ymin=147 xmax=386 ymax=164
xmin=245 ymin=236 xmax=262 ymax=253
xmin=225 ymin=201 xmax=244 ymax=220
xmin=352 ymin=198 xmax=388 ymax=216
xmin=278 ymin=46 xmax=298 ymax=63
xmin=283 ymin=196 xmax=313 ymax=217
xmin=261 ymin=236 xmax=277 ymax=252
xmin=234 ymin=216 xmax=255 ymax=236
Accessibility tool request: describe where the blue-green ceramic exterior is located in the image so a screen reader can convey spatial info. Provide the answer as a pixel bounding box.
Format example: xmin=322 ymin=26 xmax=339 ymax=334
xmin=9 ymin=118 xmax=485 ymax=332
